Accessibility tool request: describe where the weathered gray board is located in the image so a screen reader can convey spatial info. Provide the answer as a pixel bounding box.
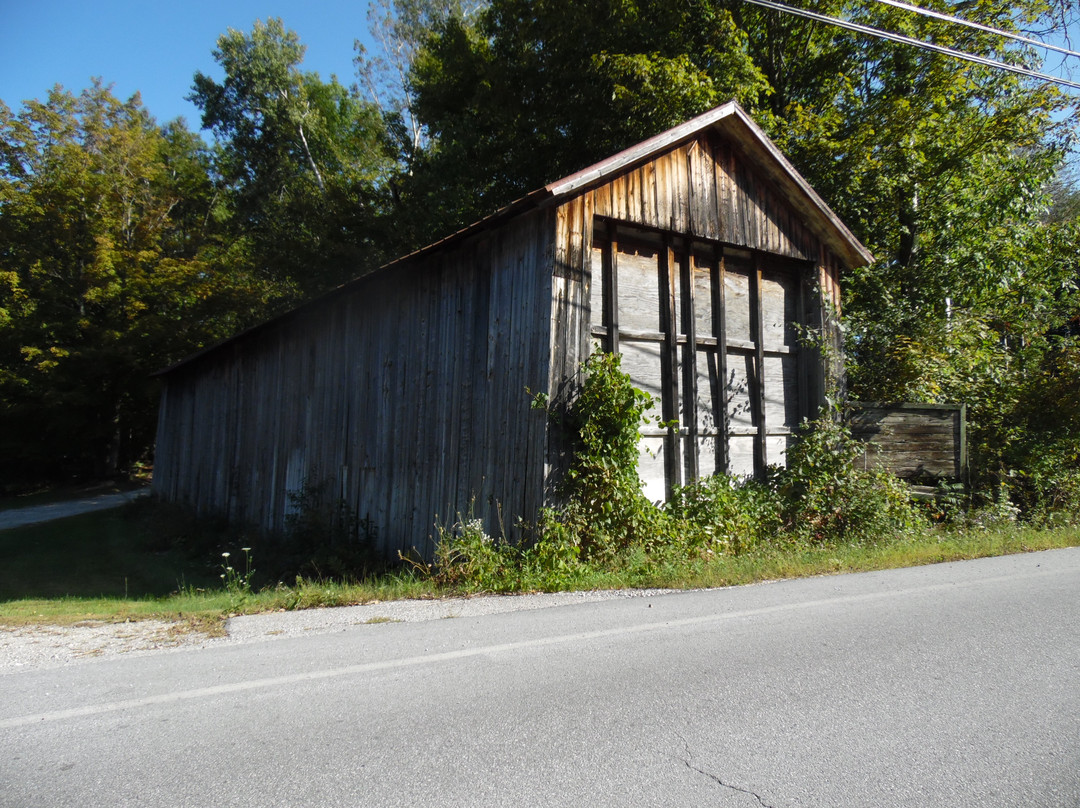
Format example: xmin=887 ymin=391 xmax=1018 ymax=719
xmin=154 ymin=211 xmax=556 ymax=558
xmin=848 ymin=402 xmax=968 ymax=485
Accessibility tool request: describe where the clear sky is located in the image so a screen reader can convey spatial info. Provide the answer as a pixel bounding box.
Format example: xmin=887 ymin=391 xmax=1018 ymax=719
xmin=2 ymin=1 xmax=1077 ymax=137
xmin=0 ymin=0 xmax=378 ymax=129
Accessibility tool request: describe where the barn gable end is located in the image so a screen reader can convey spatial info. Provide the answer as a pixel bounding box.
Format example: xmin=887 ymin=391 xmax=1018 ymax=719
xmin=153 ymin=102 xmax=870 ymax=559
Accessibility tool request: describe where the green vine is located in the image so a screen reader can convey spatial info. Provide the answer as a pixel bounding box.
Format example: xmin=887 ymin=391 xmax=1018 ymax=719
xmin=536 ymin=351 xmax=671 ymax=562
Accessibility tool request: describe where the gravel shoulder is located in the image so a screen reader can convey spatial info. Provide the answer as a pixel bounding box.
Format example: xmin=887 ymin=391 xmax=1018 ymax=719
xmin=0 ymin=588 xmax=679 ymax=674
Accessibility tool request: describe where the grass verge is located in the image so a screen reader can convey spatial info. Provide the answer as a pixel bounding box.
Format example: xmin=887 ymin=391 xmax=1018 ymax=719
xmin=1 ymin=505 xmax=1077 ymax=630
xmin=0 ymin=578 xmax=438 ymax=630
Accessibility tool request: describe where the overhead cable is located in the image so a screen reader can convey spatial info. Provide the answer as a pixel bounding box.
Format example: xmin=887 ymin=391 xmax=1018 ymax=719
xmin=870 ymin=0 xmax=1080 ymax=60
xmin=741 ymin=0 xmax=1080 ymax=90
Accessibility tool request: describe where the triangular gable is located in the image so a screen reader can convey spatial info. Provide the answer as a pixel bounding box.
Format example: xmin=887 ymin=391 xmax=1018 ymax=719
xmin=545 ymin=101 xmax=872 ymax=269
xmin=389 ymin=101 xmax=870 ymax=272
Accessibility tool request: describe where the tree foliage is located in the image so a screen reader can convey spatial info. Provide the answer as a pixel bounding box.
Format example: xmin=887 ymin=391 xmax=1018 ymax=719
xmin=0 ymin=83 xmax=270 ymax=484
xmin=765 ymin=2 xmax=1080 ymax=507
xmin=395 ymin=0 xmax=768 ymax=244
xmin=354 ymin=0 xmax=479 ymax=158
xmin=0 ymin=18 xmax=400 ymax=489
xmin=190 ymin=18 xmax=394 ymax=300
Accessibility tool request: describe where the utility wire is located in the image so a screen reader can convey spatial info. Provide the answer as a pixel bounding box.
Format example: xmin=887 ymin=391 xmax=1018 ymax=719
xmin=870 ymin=0 xmax=1080 ymax=60
xmin=742 ymin=0 xmax=1080 ymax=90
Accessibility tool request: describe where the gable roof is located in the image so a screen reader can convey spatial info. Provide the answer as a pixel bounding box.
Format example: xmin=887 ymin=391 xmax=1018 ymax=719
xmin=390 ymin=100 xmax=873 ymax=271
xmin=158 ymin=102 xmax=870 ymax=376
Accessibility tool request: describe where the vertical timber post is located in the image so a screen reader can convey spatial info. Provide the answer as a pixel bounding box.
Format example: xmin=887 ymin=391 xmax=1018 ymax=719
xmin=752 ymin=254 xmax=768 ymax=476
xmin=713 ymin=245 xmax=729 ymax=475
xmin=604 ymin=232 xmax=620 ymax=355
xmin=796 ymin=266 xmax=811 ymax=424
xmin=681 ymin=243 xmax=699 ymax=483
xmin=660 ymin=233 xmax=681 ymax=498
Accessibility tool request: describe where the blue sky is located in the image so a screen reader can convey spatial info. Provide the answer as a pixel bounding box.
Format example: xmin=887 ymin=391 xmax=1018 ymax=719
xmin=0 ymin=0 xmax=378 ymax=129
xmin=1 ymin=1 xmax=1077 ymax=138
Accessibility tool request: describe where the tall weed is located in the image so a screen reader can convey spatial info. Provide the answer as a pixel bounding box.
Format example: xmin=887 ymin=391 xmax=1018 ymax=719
xmin=777 ymin=414 xmax=922 ymax=544
xmin=542 ymin=351 xmax=671 ymax=562
xmin=665 ymin=475 xmax=782 ymax=555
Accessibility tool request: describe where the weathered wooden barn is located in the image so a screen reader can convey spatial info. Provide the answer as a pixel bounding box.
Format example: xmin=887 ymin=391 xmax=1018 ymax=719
xmin=152 ymin=101 xmax=872 ymax=557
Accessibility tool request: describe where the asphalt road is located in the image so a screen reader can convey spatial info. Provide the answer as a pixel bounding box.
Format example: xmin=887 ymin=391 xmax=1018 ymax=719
xmin=3 ymin=549 xmax=1079 ymax=807
xmin=0 ymin=489 xmax=148 ymax=531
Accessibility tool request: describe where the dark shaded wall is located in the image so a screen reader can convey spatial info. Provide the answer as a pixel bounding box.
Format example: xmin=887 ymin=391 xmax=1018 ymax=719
xmin=154 ymin=209 xmax=556 ymax=558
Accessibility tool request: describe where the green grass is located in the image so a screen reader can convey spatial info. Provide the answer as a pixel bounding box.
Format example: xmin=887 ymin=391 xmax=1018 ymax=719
xmin=0 ymin=578 xmax=437 ymax=629
xmin=1 ymin=504 xmax=1078 ymax=630
xmin=0 ymin=505 xmax=437 ymax=627
xmin=628 ymin=525 xmax=1080 ymax=589
xmin=0 ymin=509 xmax=220 ymax=601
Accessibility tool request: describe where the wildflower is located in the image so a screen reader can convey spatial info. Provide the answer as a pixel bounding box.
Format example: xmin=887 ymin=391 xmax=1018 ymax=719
xmin=222 ymin=552 xmax=231 ymax=559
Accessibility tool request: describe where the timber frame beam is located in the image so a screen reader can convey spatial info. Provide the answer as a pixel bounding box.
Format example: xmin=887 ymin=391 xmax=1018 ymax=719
xmin=590 ymin=217 xmax=824 ymax=492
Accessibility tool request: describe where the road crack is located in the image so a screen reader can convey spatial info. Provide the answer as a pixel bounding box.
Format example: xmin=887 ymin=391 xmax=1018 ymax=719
xmin=674 ymin=734 xmax=776 ymax=808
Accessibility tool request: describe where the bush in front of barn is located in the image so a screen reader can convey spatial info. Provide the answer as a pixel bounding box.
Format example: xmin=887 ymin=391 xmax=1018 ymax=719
xmin=535 ymin=351 xmax=672 ymax=564
xmin=773 ymin=413 xmax=922 ymax=545
xmin=430 ymin=352 xmax=926 ymax=592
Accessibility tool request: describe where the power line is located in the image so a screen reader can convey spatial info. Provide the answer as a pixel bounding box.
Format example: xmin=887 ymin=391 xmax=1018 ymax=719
xmin=870 ymin=0 xmax=1080 ymax=61
xmin=742 ymin=0 xmax=1080 ymax=90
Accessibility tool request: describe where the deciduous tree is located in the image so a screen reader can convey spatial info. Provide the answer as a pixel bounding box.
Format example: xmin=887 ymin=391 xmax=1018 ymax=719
xmin=190 ymin=18 xmax=394 ymax=299
xmin=0 ymin=83 xmax=268 ymax=485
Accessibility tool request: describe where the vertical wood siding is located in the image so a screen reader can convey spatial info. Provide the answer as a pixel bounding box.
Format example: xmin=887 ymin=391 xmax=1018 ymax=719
xmin=544 ymin=193 xmax=593 ymax=495
xmin=590 ymin=132 xmax=831 ymax=263
xmin=154 ymin=211 xmax=555 ymax=559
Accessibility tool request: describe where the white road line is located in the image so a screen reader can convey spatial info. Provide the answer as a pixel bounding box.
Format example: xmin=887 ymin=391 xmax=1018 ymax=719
xmin=2 ymin=564 xmax=1070 ymax=730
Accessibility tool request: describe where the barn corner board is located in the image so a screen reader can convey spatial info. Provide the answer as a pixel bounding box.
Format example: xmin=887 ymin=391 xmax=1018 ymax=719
xmin=153 ymin=101 xmax=872 ymax=559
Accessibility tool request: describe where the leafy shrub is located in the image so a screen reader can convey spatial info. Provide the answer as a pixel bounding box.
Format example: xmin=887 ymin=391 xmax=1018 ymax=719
xmin=665 ymin=474 xmax=782 ymax=555
xmin=544 ymin=350 xmax=671 ymax=562
xmin=1004 ymin=450 xmax=1080 ymax=527
xmin=429 ymin=516 xmax=520 ymax=592
xmin=140 ymin=475 xmax=387 ymax=588
xmin=520 ymin=511 xmax=590 ymax=588
xmin=776 ymin=413 xmax=923 ymax=544
xmin=995 ymin=345 xmax=1080 ymax=523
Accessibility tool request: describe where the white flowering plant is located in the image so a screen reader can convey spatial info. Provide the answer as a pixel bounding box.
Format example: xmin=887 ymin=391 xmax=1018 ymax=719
xmin=219 ymin=546 xmax=255 ymax=595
